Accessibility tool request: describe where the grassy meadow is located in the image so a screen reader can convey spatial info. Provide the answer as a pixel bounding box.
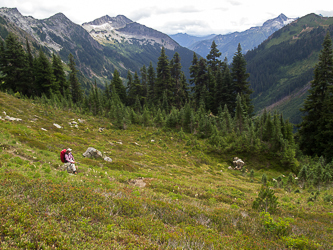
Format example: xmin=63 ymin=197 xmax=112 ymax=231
xmin=0 ymin=91 xmax=332 ymax=249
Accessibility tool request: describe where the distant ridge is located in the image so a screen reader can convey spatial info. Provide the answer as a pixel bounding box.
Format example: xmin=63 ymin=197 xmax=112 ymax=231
xmin=171 ymin=14 xmax=296 ymax=61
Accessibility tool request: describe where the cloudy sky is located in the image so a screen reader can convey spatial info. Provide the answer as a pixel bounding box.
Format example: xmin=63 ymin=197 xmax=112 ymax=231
xmin=1 ymin=0 xmax=332 ymax=36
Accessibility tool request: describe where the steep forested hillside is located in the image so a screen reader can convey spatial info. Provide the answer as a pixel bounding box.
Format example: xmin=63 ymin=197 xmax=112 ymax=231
xmin=246 ymin=13 xmax=333 ymax=124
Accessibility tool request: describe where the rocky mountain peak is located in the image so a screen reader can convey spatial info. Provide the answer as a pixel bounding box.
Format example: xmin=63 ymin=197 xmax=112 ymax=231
xmin=263 ymin=13 xmax=296 ymax=27
xmin=82 ymin=15 xmax=132 ymax=29
xmin=82 ymin=14 xmax=178 ymax=50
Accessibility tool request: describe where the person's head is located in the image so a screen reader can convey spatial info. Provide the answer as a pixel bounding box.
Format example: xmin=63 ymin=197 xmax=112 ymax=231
xmin=67 ymin=148 xmax=72 ymax=153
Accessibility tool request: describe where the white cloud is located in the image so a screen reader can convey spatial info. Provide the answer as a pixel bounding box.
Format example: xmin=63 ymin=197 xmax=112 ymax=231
xmin=0 ymin=0 xmax=332 ymax=36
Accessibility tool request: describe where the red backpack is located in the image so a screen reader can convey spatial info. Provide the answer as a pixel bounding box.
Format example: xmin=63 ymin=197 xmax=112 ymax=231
xmin=60 ymin=149 xmax=67 ymax=163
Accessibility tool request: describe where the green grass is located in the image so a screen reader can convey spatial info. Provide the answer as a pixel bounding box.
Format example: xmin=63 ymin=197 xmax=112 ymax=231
xmin=0 ymin=92 xmax=332 ymax=249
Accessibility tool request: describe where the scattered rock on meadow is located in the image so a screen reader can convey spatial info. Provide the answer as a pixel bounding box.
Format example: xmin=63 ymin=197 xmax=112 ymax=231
xmin=104 ymin=157 xmax=112 ymax=162
xmin=5 ymin=115 xmax=22 ymax=121
xmin=233 ymin=157 xmax=245 ymax=170
xmin=53 ymin=123 xmax=62 ymax=129
xmin=83 ymin=147 xmax=103 ymax=159
xmin=129 ymin=177 xmax=146 ymax=188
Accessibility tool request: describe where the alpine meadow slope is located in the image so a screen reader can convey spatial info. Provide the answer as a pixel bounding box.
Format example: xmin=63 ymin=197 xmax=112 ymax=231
xmin=0 ymin=91 xmax=333 ymax=249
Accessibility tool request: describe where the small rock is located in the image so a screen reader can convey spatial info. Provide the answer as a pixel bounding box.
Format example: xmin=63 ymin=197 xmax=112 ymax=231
xmin=99 ymin=127 xmax=104 ymax=132
xmin=129 ymin=178 xmax=146 ymax=188
xmin=78 ymin=119 xmax=85 ymax=123
xmin=228 ymin=166 xmax=233 ymax=170
xmin=41 ymin=128 xmax=47 ymax=131
xmin=53 ymin=123 xmax=62 ymax=129
xmin=104 ymin=157 xmax=112 ymax=163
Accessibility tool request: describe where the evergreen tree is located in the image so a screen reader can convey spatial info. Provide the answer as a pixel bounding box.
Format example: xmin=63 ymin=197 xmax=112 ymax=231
xmin=155 ymin=47 xmax=172 ymax=105
xmin=231 ymin=43 xmax=254 ymax=116
xmin=112 ymin=69 xmax=126 ymax=104
xmin=140 ymin=65 xmax=148 ymax=105
xmin=52 ymin=53 xmax=68 ymax=97
xmin=25 ymin=38 xmax=35 ymax=96
xmin=193 ymin=58 xmax=208 ymax=109
xmin=206 ymin=40 xmax=222 ymax=75
xmin=234 ymin=94 xmax=246 ymax=134
xmin=127 ymin=71 xmax=142 ymax=107
xmin=189 ymin=52 xmax=199 ymax=87
xmin=170 ymin=52 xmax=183 ymax=108
xmin=34 ymin=49 xmax=57 ymax=97
xmin=68 ymin=53 xmax=82 ymax=103
xmin=214 ymin=58 xmax=236 ymax=115
xmin=206 ymin=68 xmax=216 ymax=113
xmin=298 ymin=32 xmax=333 ymax=160
xmin=1 ymin=33 xmax=29 ymax=95
xmin=180 ymin=72 xmax=189 ymax=106
xmin=252 ymin=185 xmax=278 ymax=213
xmin=147 ymin=62 xmax=156 ymax=106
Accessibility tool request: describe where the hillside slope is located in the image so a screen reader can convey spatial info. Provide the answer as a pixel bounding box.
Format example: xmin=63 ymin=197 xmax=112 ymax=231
xmin=246 ymin=13 xmax=333 ymax=124
xmin=0 ymin=92 xmax=332 ymax=249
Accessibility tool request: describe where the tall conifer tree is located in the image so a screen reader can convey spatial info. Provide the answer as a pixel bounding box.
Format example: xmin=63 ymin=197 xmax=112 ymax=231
xmin=1 ymin=33 xmax=29 ymax=95
xmin=112 ymin=69 xmax=126 ymax=104
xmin=156 ymin=47 xmax=172 ymax=105
xmin=299 ymin=31 xmax=333 ymax=159
xmin=147 ymin=62 xmax=156 ymax=106
xmin=231 ymin=43 xmax=254 ymax=116
xmin=206 ymin=40 xmax=222 ymax=75
xmin=68 ymin=53 xmax=82 ymax=103
xmin=34 ymin=49 xmax=57 ymax=97
xmin=52 ymin=53 xmax=68 ymax=97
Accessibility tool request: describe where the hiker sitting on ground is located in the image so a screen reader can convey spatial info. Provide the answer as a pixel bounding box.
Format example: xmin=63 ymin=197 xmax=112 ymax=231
xmin=64 ymin=148 xmax=78 ymax=174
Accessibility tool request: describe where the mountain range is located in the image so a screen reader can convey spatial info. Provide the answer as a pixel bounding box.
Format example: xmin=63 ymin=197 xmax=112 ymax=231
xmin=0 ymin=7 xmax=194 ymax=86
xmin=1 ymin=7 xmax=333 ymax=125
xmin=171 ymin=14 xmax=296 ymax=62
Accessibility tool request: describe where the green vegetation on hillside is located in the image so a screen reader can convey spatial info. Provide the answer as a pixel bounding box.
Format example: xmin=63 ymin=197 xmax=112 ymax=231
xmin=1 ymin=92 xmax=333 ymax=249
xmin=245 ymin=14 xmax=333 ymax=124
xmin=1 ymin=18 xmax=333 ymax=249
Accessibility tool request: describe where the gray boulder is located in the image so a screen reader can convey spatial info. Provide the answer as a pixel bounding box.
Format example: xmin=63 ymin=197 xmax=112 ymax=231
xmin=233 ymin=157 xmax=245 ymax=170
xmin=83 ymin=147 xmax=103 ymax=159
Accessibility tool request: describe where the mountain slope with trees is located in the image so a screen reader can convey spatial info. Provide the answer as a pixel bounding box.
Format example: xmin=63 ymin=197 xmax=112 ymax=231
xmin=245 ymin=13 xmax=333 ymax=124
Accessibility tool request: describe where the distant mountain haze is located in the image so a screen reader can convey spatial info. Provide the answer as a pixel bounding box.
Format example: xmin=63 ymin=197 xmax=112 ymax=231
xmin=171 ymin=14 xmax=296 ymax=62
